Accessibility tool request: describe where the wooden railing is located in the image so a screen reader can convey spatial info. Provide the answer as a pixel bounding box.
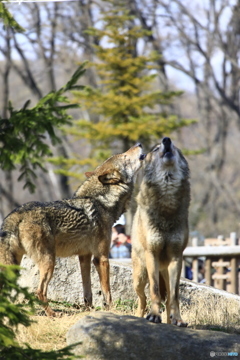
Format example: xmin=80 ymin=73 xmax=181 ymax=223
xmin=182 ymin=234 xmax=240 ymax=294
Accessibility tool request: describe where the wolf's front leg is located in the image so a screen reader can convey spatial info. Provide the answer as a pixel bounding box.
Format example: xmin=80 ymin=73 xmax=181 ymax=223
xmin=145 ymin=251 xmax=162 ymax=323
xmin=79 ymin=254 xmax=93 ymax=307
xmin=93 ymin=254 xmax=112 ymax=309
xmin=132 ymin=250 xmax=148 ymax=318
xmin=168 ymin=256 xmax=187 ymax=327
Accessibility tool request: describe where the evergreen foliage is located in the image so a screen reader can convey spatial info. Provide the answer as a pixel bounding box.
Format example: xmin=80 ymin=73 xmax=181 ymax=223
xmin=0 ymin=1 xmax=25 ymax=32
xmin=0 ymin=64 xmax=86 ymax=193
xmin=0 ymin=265 xmax=77 ymax=360
xmin=60 ymin=0 xmax=194 ymax=176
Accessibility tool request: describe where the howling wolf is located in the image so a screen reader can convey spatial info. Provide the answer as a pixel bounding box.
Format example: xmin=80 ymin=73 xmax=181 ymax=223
xmin=132 ymin=137 xmax=190 ymax=326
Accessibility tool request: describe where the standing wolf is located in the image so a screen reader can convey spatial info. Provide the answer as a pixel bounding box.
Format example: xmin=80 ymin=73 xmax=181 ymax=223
xmin=0 ymin=144 xmax=145 ymax=316
xmin=131 ymin=137 xmax=190 ymax=326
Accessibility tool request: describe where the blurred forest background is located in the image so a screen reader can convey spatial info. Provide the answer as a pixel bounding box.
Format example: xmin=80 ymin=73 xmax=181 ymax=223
xmin=1 ymin=0 xmax=240 ymax=238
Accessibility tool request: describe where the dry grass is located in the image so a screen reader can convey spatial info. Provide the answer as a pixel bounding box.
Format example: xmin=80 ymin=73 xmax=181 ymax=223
xmin=15 ymin=299 xmax=138 ymax=352
xmin=15 ymin=296 xmax=240 ymax=352
xmin=15 ymin=304 xmax=91 ymax=352
xmin=179 ymin=294 xmax=240 ymax=333
xmin=16 ymin=315 xmax=76 ymax=352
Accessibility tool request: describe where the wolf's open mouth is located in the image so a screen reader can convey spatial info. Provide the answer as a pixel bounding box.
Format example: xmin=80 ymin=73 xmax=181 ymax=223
xmin=140 ymin=154 xmax=146 ymax=160
xmin=164 ymin=151 xmax=172 ymax=157
xmin=163 ymin=151 xmax=174 ymax=159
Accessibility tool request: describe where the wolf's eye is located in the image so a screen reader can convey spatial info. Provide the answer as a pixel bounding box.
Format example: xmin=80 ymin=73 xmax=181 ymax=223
xmin=153 ymin=146 xmax=160 ymax=152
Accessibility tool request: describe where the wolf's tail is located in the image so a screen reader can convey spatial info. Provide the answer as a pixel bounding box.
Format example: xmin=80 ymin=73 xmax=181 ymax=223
xmin=0 ymin=230 xmax=16 ymax=266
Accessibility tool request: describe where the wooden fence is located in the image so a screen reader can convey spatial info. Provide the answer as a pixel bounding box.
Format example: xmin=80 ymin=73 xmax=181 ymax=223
xmin=182 ymin=233 xmax=240 ymax=295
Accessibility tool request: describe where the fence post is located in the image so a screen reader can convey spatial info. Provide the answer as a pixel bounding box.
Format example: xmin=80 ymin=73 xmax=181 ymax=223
xmin=192 ymin=237 xmax=198 ymax=247
xmin=230 ymin=257 xmax=237 ymax=294
xmin=230 ymin=232 xmax=237 ymax=246
xmin=191 ymin=237 xmax=198 ymax=282
xmin=192 ymin=258 xmax=198 ymax=282
xmin=205 ymin=258 xmax=211 ymax=286
xmin=216 ymin=257 xmax=225 ymax=290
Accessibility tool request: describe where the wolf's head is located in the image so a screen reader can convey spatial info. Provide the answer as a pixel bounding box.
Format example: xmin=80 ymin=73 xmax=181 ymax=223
xmin=138 ymin=137 xmax=190 ymax=213
xmin=74 ymin=143 xmax=145 ymax=200
xmin=73 ymin=143 xmax=145 ymax=222
xmin=145 ymin=137 xmax=189 ymax=180
xmin=86 ymin=143 xmax=145 ymax=185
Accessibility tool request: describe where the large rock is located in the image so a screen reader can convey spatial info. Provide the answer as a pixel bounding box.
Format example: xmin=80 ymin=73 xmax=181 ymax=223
xmin=19 ymin=256 xmax=240 ymax=310
xmin=19 ymin=256 xmax=137 ymax=306
xmin=66 ymin=312 xmax=240 ymax=360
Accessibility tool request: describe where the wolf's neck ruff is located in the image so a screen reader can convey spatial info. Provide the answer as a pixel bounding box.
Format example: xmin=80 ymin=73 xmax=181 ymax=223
xmin=138 ymin=167 xmax=184 ymax=211
xmin=74 ymin=179 xmax=133 ymax=225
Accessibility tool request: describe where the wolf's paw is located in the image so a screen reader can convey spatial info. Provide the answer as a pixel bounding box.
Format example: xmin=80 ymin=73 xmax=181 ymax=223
xmin=55 ymin=312 xmax=63 ymax=318
xmin=45 ymin=308 xmax=57 ymax=317
xmin=170 ymin=315 xmax=188 ymax=327
xmin=146 ymin=313 xmax=162 ymax=323
xmin=84 ymin=297 xmax=93 ymax=308
xmin=102 ymin=301 xmax=111 ymax=311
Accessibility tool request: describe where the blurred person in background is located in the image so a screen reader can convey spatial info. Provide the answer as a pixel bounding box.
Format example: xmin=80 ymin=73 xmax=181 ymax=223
xmin=110 ymin=224 xmax=131 ymax=259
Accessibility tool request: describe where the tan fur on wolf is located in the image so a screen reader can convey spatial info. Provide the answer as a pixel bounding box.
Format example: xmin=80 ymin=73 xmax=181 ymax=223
xmin=0 ymin=144 xmax=144 ymax=316
xmin=132 ymin=137 xmax=190 ymax=326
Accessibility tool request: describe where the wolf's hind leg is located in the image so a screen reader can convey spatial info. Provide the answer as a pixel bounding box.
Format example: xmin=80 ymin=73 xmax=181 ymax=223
xmin=36 ymin=255 xmax=56 ymax=317
xmin=0 ymin=237 xmax=23 ymax=291
xmin=79 ymin=254 xmax=93 ymax=307
xmin=132 ymin=252 xmax=148 ymax=318
xmin=0 ymin=232 xmax=23 ymax=266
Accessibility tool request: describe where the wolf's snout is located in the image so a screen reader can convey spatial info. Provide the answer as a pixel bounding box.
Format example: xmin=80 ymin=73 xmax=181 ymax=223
xmin=134 ymin=143 xmax=145 ymax=160
xmin=162 ymin=137 xmax=174 ymax=162
xmin=162 ymin=137 xmax=171 ymax=151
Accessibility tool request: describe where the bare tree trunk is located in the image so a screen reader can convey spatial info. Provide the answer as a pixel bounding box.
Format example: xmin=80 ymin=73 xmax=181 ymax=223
xmin=28 ymin=2 xmax=72 ymax=198
xmin=1 ymin=27 xmax=15 ymax=215
xmin=2 ymin=27 xmax=11 ymax=119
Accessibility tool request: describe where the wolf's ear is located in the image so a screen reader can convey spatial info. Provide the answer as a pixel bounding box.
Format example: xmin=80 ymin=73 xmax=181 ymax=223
xmin=98 ymin=170 xmax=122 ymax=185
xmin=85 ymin=171 xmax=94 ymax=178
